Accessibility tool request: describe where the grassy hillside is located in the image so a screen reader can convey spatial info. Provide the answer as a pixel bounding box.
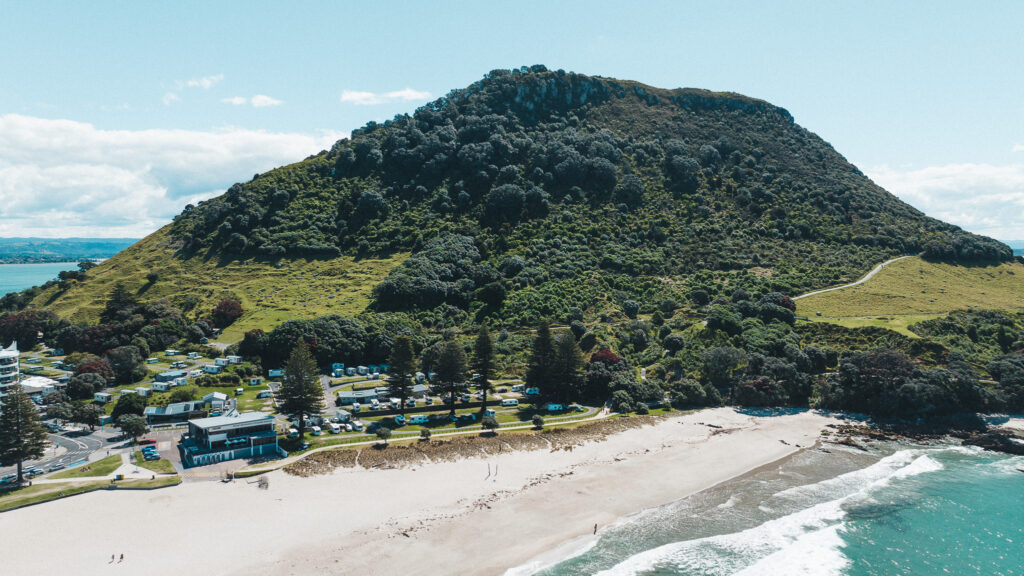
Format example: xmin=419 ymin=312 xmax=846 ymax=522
xmin=796 ymin=257 xmax=1024 ymax=335
xmin=29 ymin=226 xmax=407 ymax=340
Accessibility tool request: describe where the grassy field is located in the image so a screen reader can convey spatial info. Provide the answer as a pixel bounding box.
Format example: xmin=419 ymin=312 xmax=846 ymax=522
xmin=796 ymin=257 xmax=1024 ymax=335
xmin=0 ymin=481 xmax=107 ymax=512
xmin=28 ymin=226 xmax=408 ymax=342
xmin=50 ymin=454 xmax=123 ymax=478
xmin=133 ymin=451 xmax=176 ymax=474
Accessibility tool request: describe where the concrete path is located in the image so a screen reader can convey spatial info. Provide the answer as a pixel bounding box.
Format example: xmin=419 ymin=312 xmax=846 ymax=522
xmin=793 ymin=255 xmax=911 ymax=300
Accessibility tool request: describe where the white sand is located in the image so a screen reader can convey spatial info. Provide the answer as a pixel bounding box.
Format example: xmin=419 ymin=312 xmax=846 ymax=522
xmin=0 ymin=408 xmax=836 ymax=576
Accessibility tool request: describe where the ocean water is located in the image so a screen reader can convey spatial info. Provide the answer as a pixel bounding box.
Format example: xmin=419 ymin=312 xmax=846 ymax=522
xmin=0 ymin=262 xmax=78 ymax=296
xmin=521 ymin=444 xmax=1024 ymax=576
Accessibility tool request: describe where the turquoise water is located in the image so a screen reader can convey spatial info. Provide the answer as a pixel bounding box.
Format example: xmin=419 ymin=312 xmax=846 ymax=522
xmin=0 ymin=262 xmax=78 ymax=296
xmin=523 ymin=444 xmax=1024 ymax=576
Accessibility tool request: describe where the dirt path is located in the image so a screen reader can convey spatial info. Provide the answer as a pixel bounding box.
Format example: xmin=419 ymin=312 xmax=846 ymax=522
xmin=794 ymin=255 xmax=911 ymax=300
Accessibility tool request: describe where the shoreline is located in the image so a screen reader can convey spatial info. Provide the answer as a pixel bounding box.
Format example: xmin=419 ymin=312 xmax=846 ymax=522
xmin=0 ymin=408 xmax=839 ymax=576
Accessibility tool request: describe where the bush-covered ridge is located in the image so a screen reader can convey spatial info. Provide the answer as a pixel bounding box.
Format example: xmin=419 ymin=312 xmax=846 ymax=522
xmin=164 ymin=66 xmax=1009 ymax=326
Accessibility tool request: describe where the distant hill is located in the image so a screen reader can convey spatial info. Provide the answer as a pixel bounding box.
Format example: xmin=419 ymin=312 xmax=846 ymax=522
xmin=0 ymin=237 xmax=138 ymax=264
xmin=22 ymin=66 xmax=1013 ymax=334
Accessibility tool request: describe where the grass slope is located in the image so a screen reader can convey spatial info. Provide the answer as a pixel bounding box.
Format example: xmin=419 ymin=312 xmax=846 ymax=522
xmin=796 ymin=257 xmax=1024 ymax=335
xmin=29 ymin=227 xmax=408 ymax=342
xmin=50 ymin=454 xmax=124 ymax=479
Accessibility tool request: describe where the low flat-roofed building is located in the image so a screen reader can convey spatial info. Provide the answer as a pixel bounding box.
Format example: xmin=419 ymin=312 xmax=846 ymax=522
xmin=156 ymin=370 xmax=187 ymax=383
xmin=179 ymin=411 xmax=280 ymax=467
xmin=336 ymin=388 xmax=381 ymax=405
xmin=144 ymin=400 xmax=206 ymax=425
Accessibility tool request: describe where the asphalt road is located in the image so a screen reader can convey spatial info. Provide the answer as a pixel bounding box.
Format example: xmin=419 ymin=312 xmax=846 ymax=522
xmin=0 ymin=429 xmax=107 ymax=477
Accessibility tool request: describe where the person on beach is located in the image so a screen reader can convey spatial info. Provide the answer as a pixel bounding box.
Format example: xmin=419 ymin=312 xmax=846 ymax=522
xmin=593 ymin=524 xmax=598 ymax=535
xmin=111 ymin=554 xmax=115 ymax=563
xmin=119 ymin=553 xmax=124 ymax=562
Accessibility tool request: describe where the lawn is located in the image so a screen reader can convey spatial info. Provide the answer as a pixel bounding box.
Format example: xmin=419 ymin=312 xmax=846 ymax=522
xmin=133 ymin=451 xmax=176 ymax=474
xmin=28 ymin=226 xmax=409 ymax=343
xmin=50 ymin=454 xmax=123 ymax=479
xmin=0 ymin=481 xmax=107 ymax=512
xmin=796 ymin=257 xmax=1024 ymax=333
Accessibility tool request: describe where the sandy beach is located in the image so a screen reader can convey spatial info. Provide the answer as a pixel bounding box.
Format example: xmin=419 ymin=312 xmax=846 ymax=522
xmin=0 ymin=408 xmax=837 ymax=576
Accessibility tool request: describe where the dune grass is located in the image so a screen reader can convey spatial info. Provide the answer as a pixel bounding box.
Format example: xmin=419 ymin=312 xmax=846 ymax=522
xmin=29 ymin=227 xmax=408 ymax=343
xmin=796 ymin=257 xmax=1024 ymax=335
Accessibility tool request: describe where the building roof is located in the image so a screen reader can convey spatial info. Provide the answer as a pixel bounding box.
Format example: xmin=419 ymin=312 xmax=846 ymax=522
xmin=144 ymin=400 xmax=203 ymax=416
xmin=20 ymin=375 xmax=59 ymax=389
xmin=203 ymin=391 xmax=228 ymax=401
xmin=158 ymin=370 xmax=187 ymax=378
xmin=189 ymin=411 xmax=273 ymax=430
xmin=0 ymin=341 xmax=18 ymax=358
xmin=337 ymin=389 xmax=380 ymax=399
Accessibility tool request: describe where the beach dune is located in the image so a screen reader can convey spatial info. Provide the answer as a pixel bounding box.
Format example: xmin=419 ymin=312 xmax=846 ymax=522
xmin=0 ymin=408 xmax=836 ymax=576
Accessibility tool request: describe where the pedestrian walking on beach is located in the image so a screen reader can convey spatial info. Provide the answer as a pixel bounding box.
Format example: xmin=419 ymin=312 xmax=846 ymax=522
xmin=110 ymin=554 xmax=115 ymax=563
xmin=594 ymin=524 xmax=598 ymax=535
xmin=119 ymin=553 xmax=124 ymax=562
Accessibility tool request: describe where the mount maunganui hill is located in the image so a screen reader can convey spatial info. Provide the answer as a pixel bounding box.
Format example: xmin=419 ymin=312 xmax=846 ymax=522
xmin=22 ymin=66 xmax=1013 ymax=330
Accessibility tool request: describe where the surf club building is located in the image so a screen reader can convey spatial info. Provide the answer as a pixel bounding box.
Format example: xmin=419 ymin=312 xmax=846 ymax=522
xmin=178 ymin=411 xmax=281 ymax=467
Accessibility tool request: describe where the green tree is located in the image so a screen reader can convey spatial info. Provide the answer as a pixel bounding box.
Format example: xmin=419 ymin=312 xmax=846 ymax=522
xmin=168 ymin=386 xmax=198 ymax=403
xmin=472 ymin=324 xmax=496 ymax=418
xmin=532 ymin=415 xmax=544 ymax=429
xmin=481 ymin=414 xmax=499 ymax=434
xmin=376 ymin=426 xmax=392 ymax=444
xmin=116 ymin=414 xmax=149 ymax=444
xmin=550 ymin=332 xmax=584 ymax=403
xmin=434 ymin=339 xmax=467 ymax=418
xmin=106 ymin=345 xmax=145 ymax=384
xmin=47 ymin=401 xmax=75 ymax=425
xmin=525 ymin=319 xmax=555 ymax=397
xmin=73 ymin=404 xmax=103 ymax=431
xmin=0 ymin=384 xmax=49 ymax=483
xmin=111 ymin=392 xmax=147 ymax=421
xmin=278 ymin=340 xmax=324 ymax=438
xmin=387 ymin=335 xmax=416 ymax=416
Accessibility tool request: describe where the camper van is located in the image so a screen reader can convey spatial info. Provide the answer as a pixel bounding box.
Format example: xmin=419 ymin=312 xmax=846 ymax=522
xmin=257 ymin=390 xmax=272 ymax=399
xmin=311 ymin=426 xmax=322 ymax=436
xmin=328 ymin=422 xmax=341 ymax=434
xmin=501 ymin=399 xmax=519 ymax=407
xmin=408 ymin=415 xmax=429 ymax=425
xmin=235 ymin=388 xmax=244 ymax=396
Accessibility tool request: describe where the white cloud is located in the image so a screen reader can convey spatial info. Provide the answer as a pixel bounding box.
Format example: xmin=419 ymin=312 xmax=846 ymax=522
xmin=0 ymin=114 xmax=347 ymax=237
xmin=1013 ymin=144 xmax=1024 ymax=153
xmin=161 ymin=92 xmax=181 ymax=106
xmin=183 ymin=73 xmax=224 ymax=90
xmin=250 ymin=94 xmax=283 ymax=108
xmin=221 ymin=95 xmax=283 ymax=107
xmin=340 ymin=88 xmax=431 ymax=106
xmin=866 ymin=162 xmax=1024 ymax=241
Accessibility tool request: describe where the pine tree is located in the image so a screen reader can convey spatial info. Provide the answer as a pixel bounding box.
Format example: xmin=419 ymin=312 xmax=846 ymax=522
xmin=434 ymin=339 xmax=467 ymax=418
xmin=388 ymin=335 xmax=416 ymax=416
xmin=278 ymin=340 xmax=324 ymax=438
xmin=472 ymin=325 xmax=496 ymax=417
xmin=550 ymin=332 xmax=584 ymax=403
xmin=525 ymin=319 xmax=555 ymax=396
xmin=0 ymin=383 xmax=48 ymax=484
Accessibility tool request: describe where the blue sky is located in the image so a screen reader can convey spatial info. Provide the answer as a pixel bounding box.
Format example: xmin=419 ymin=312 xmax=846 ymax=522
xmin=1 ymin=1 xmax=1022 ymax=239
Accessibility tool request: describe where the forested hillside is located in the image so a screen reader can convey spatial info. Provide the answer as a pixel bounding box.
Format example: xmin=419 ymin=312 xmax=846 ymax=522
xmin=6 ymin=67 xmax=1022 ymax=424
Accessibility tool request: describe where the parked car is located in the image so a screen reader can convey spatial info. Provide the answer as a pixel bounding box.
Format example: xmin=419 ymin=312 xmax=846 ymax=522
xmin=47 ymin=463 xmax=65 ymax=472
xmin=424 ymin=397 xmax=434 ymax=405
xmin=138 ymin=439 xmax=156 ymax=445
xmin=393 ymin=415 xmax=407 ymax=427
xmin=352 ymin=421 xmax=363 ymax=431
